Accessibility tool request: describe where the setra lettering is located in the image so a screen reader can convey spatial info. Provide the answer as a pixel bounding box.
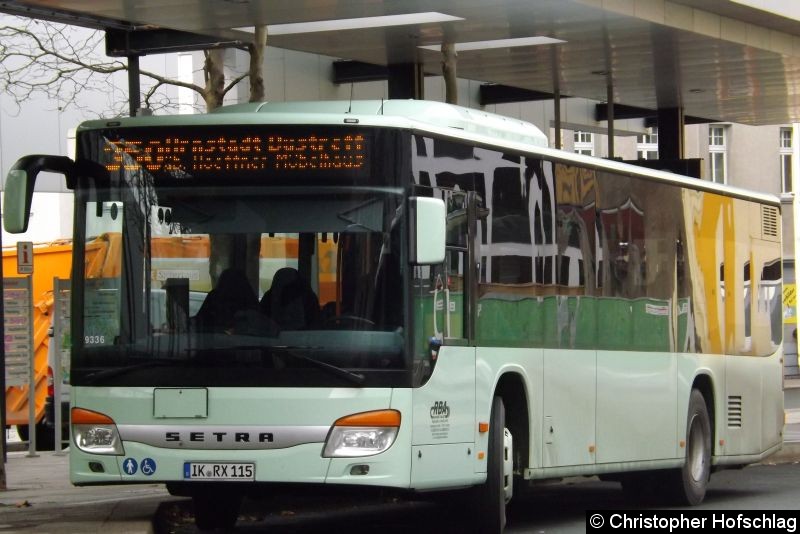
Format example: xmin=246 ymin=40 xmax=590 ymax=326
xmin=163 ymin=429 xmax=278 ymax=445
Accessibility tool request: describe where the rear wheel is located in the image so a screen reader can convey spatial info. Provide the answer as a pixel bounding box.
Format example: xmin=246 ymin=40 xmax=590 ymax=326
xmin=470 ymin=396 xmax=512 ymax=533
xmin=666 ymin=389 xmax=711 ymax=505
xmin=192 ymin=492 xmax=242 ymax=531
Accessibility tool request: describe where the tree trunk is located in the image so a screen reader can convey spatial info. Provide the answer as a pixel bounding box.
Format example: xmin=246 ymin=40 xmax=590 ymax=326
xmin=442 ymin=43 xmax=458 ymax=104
xmin=249 ymin=25 xmax=268 ymax=103
xmin=203 ymin=49 xmax=226 ymax=111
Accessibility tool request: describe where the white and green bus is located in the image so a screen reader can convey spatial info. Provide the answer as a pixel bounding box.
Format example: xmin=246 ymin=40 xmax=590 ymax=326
xmin=3 ymin=100 xmax=784 ymax=531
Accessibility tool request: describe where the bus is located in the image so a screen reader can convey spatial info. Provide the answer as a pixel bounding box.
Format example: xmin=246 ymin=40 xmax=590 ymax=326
xmin=3 ymin=100 xmax=784 ymax=532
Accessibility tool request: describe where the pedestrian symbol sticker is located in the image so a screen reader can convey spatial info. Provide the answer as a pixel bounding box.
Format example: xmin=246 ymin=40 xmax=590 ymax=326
xmin=141 ymin=458 xmax=157 ymax=476
xmin=123 ymin=458 xmax=138 ymax=475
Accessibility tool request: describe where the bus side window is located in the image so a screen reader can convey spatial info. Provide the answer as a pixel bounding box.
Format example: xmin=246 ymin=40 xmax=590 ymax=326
xmin=443 ymin=190 xmax=468 ymax=340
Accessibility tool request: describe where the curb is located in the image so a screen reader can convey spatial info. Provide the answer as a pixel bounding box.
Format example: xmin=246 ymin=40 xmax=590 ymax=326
xmin=763 ymin=442 xmax=800 ymax=464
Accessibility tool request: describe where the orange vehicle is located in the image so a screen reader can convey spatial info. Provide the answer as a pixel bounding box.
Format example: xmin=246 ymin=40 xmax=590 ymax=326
xmin=3 ymin=240 xmax=72 ymax=449
xmin=3 ymin=234 xmax=128 ymax=449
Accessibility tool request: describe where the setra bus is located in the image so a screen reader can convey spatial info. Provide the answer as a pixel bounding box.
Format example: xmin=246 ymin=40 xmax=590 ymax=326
xmin=3 ymin=100 xmax=784 ymax=532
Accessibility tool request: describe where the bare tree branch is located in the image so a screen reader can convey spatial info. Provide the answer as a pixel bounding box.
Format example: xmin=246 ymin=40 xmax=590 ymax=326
xmin=0 ymin=15 xmax=267 ymax=115
xmin=224 ymin=72 xmax=249 ymax=98
xmin=139 ymin=69 xmax=204 ymax=95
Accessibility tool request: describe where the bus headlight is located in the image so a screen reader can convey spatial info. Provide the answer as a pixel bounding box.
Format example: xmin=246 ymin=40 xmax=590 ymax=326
xmin=71 ymin=407 xmax=125 ymax=455
xmin=322 ymin=409 xmax=400 ymax=458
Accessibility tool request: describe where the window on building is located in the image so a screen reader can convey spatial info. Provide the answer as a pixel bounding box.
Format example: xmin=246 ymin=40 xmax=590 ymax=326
xmin=708 ymin=125 xmax=727 ymax=184
xmin=574 ymin=131 xmax=594 ymax=156
xmin=780 ymin=127 xmax=792 ymax=194
xmin=637 ymin=127 xmax=659 ymax=160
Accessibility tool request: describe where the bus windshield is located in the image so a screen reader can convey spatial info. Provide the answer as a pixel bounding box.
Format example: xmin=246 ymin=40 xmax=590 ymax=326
xmin=73 ymin=185 xmax=407 ymax=388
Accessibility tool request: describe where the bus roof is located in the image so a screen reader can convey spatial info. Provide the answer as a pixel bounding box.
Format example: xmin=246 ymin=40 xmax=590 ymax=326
xmin=80 ymin=100 xmax=549 ymax=148
xmin=78 ymin=100 xmax=779 ymax=206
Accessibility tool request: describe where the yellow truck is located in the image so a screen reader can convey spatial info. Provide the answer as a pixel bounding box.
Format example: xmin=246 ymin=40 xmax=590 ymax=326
xmin=3 ymin=241 xmax=72 ymax=450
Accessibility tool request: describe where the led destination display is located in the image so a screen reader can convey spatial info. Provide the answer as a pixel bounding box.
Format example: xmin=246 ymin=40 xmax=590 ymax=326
xmin=101 ymin=130 xmax=368 ymax=174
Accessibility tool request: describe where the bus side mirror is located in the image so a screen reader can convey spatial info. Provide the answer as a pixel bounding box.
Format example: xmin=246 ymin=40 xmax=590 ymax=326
xmin=3 ymin=155 xmax=75 ymax=233
xmin=409 ymin=197 xmax=446 ymax=265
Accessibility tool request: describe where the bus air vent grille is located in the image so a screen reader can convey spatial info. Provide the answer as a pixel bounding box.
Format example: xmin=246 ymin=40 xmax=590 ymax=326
xmin=727 ymin=396 xmax=742 ymax=428
xmin=761 ymin=206 xmax=779 ymax=240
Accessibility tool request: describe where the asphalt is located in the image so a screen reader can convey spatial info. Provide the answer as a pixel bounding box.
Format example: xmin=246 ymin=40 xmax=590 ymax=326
xmin=0 ymin=381 xmax=798 ymax=533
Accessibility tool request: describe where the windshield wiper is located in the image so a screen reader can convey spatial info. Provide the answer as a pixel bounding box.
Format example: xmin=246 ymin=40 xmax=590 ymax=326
xmin=82 ymin=347 xmax=366 ymax=387
xmin=209 ymin=344 xmax=366 ymax=385
xmin=82 ymin=358 xmax=193 ymax=385
xmin=270 ymin=346 xmax=366 ymax=386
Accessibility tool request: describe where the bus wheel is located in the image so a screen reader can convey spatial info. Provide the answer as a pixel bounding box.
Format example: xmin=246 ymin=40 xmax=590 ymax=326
xmin=670 ymin=389 xmax=711 ymax=505
xmin=471 ymin=396 xmax=512 ymax=533
xmin=192 ymin=492 xmax=241 ymax=531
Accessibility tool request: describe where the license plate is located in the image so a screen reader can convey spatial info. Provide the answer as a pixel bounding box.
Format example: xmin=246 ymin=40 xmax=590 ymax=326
xmin=183 ymin=462 xmax=255 ymax=481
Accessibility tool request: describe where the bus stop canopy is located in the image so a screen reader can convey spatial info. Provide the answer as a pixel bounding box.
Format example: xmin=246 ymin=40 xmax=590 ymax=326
xmin=1 ymin=0 xmax=800 ymax=125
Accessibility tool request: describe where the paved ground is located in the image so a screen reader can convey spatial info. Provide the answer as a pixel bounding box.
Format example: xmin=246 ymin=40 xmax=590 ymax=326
xmin=0 ymin=450 xmax=172 ymax=533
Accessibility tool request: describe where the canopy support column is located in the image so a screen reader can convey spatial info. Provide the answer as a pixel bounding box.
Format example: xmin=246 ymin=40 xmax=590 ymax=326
xmin=658 ymin=107 xmax=685 ymax=160
xmin=128 ymin=55 xmax=141 ymax=117
xmin=387 ymin=63 xmax=423 ymax=100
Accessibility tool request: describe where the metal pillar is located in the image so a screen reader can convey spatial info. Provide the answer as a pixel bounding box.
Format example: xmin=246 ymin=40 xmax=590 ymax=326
xmin=552 ymin=47 xmax=562 ymax=149
xmin=657 ymin=107 xmax=685 ymax=160
xmin=554 ymin=87 xmax=562 ymax=150
xmin=128 ymin=55 xmax=141 ymax=117
xmin=792 ymin=123 xmax=800 ymax=370
xmin=0 ymin=221 xmax=5 ymax=473
xmin=606 ymin=82 xmax=614 ymax=158
xmin=387 ymin=63 xmax=423 ymax=100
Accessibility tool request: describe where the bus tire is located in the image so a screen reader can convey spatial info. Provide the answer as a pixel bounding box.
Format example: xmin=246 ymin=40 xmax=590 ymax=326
xmin=471 ymin=396 xmax=511 ymax=533
xmin=192 ymin=492 xmax=241 ymax=531
xmin=669 ymin=389 xmax=711 ymax=505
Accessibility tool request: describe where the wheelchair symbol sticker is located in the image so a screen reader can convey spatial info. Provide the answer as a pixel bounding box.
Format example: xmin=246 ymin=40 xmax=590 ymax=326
xmin=123 ymin=458 xmax=138 ymax=475
xmin=141 ymin=458 xmax=157 ymax=476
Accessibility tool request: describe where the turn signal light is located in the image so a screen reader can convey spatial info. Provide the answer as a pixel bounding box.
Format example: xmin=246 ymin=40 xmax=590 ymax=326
xmin=71 ymin=408 xmax=115 ymax=425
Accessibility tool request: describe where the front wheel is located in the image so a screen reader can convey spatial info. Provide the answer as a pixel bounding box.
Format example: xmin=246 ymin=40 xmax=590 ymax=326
xmin=470 ymin=396 xmax=513 ymax=533
xmin=192 ymin=492 xmax=241 ymax=531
